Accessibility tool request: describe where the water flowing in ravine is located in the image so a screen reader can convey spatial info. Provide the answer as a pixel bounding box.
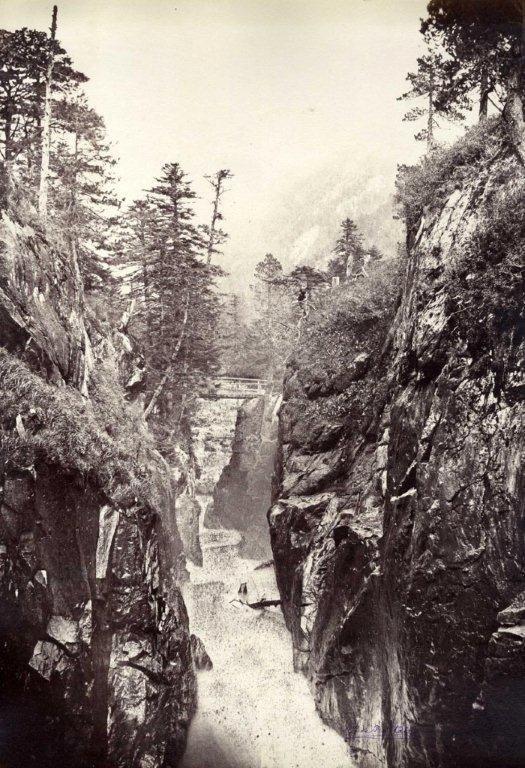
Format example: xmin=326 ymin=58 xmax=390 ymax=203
xmin=181 ymin=530 xmax=353 ymax=768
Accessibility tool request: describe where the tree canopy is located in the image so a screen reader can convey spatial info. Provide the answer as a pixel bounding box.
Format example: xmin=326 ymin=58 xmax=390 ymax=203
xmin=401 ymin=0 xmax=524 ymax=145
xmin=0 ymin=25 xmax=86 ymax=200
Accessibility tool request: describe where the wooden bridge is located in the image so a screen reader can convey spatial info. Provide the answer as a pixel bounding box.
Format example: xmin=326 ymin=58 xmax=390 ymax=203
xmin=205 ymin=376 xmax=272 ymax=399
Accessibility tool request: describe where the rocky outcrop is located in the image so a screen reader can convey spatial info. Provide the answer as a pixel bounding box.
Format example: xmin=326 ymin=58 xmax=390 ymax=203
xmin=189 ymin=634 xmax=213 ymax=671
xmin=191 ymin=396 xmax=244 ymax=497
xmin=206 ymin=395 xmax=277 ymax=558
xmin=270 ymin=134 xmax=525 ymax=767
xmin=171 ymin=446 xmax=203 ymax=567
xmin=0 ymin=213 xmax=195 ymax=767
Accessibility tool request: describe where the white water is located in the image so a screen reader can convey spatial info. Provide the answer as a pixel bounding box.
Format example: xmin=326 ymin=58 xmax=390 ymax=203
xmin=181 ymin=536 xmax=353 ymax=768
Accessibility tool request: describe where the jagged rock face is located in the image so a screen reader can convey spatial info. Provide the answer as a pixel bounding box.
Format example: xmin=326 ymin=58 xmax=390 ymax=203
xmin=0 ymin=213 xmax=92 ymax=392
xmin=191 ymin=396 xmax=244 ymax=496
xmin=0 ymin=466 xmax=195 ymax=768
xmin=0 ymin=216 xmax=196 ymax=767
xmin=174 ymin=493 xmax=203 ymax=567
xmin=172 ymin=446 xmax=203 ymax=567
xmin=206 ymin=396 xmax=276 ymax=558
xmin=171 ymin=396 xmax=245 ymax=566
xmin=270 ymin=149 xmax=524 ymax=767
xmin=189 ymin=634 xmax=213 ymax=671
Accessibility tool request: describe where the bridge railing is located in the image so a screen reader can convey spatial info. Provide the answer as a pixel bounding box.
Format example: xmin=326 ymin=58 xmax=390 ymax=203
xmin=199 ymin=376 xmax=274 ymax=399
xmin=213 ymin=376 xmax=271 ymax=395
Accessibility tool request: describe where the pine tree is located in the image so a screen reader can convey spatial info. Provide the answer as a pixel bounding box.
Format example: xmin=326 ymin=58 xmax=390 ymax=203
xmin=398 ymin=51 xmax=466 ymax=148
xmin=120 ymin=198 xmax=158 ymax=311
xmin=250 ymin=254 xmax=295 ymax=382
xmin=50 ymin=93 xmax=119 ymax=291
xmin=215 ymin=293 xmax=247 ymax=374
xmin=38 ymin=5 xmax=58 ymax=217
xmin=328 ymin=218 xmax=364 ymax=279
xmin=138 ymin=163 xmax=221 ymax=433
xmin=0 ymin=25 xmax=85 ymax=207
xmin=253 ymin=254 xmax=284 ymax=327
xmin=368 ymin=245 xmax=383 ymax=263
xmin=420 ymin=1 xmax=523 ymax=128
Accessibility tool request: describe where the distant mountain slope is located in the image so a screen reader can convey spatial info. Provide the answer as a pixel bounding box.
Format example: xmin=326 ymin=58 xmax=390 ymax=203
xmin=261 ymin=155 xmax=404 ymax=269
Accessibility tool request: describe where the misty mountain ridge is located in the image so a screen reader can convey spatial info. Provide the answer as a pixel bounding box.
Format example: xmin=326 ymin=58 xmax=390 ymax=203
xmin=260 ymin=155 xmax=404 ymax=270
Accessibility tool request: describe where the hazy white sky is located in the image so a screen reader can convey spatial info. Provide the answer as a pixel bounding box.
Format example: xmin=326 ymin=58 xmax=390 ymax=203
xmin=2 ymin=0 xmax=431 ymax=285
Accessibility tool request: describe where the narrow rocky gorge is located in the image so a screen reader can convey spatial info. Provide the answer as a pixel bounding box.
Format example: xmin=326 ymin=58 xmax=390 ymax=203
xmin=206 ymin=393 xmax=279 ymax=558
xmin=1 ymin=124 xmax=523 ymax=768
xmin=2 ymin=4 xmax=524 ymax=768
xmin=269 ymin=129 xmax=525 ymax=768
xmin=2 ymin=128 xmax=522 ymax=768
xmin=180 ymin=387 xmax=351 ymax=768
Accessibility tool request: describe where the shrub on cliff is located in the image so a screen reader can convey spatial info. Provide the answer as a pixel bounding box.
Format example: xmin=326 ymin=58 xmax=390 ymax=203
xmin=446 ymin=171 xmax=525 ymax=361
xmin=396 ymin=114 xmax=523 ymax=370
xmin=395 ymin=118 xmax=503 ymax=231
xmin=0 ymin=348 xmax=163 ymax=510
xmin=290 ymin=256 xmax=401 ymax=425
xmin=301 ymin=256 xmax=400 ymax=367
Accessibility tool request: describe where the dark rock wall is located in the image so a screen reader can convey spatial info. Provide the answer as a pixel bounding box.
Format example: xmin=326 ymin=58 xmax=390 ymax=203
xmin=206 ymin=395 xmax=277 ymax=558
xmin=270 ymin=150 xmax=525 ymax=767
xmin=0 ymin=214 xmax=195 ymax=767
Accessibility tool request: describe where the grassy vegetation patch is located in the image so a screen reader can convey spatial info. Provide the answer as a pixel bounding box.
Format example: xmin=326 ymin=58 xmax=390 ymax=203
xmin=445 ymin=172 xmax=525 ymax=359
xmin=0 ymin=348 xmax=163 ymax=510
xmin=291 ymin=258 xmax=401 ymax=428
xmin=395 ymin=118 xmax=504 ymax=232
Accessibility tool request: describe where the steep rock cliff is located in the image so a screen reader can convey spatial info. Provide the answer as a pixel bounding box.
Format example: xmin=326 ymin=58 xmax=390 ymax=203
xmin=206 ymin=395 xmax=277 ymax=558
xmin=189 ymin=393 xmax=245 ymax=555
xmin=171 ymin=445 xmax=203 ymax=567
xmin=0 ymin=211 xmax=196 ymax=768
xmin=270 ymin=125 xmax=525 ymax=768
xmin=191 ymin=395 xmax=244 ymax=498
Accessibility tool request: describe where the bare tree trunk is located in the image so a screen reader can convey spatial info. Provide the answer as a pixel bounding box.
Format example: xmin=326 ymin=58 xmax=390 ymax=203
xmin=67 ymin=124 xmax=80 ymax=266
xmin=175 ymin=359 xmax=189 ymax=427
xmin=504 ymin=3 xmax=525 ymax=166
xmin=504 ymin=72 xmax=525 ymax=164
xmin=38 ymin=5 xmax=58 ymax=218
xmin=144 ymin=293 xmax=190 ymax=420
xmin=427 ymin=79 xmax=435 ymax=150
xmin=1 ymin=106 xmax=13 ymax=209
xmin=207 ymin=183 xmax=221 ymax=265
xmin=205 ymin=169 xmax=231 ymax=264
xmin=479 ymin=65 xmax=489 ymax=121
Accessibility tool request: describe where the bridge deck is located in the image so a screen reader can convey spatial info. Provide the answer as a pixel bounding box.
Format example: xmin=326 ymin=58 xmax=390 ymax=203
xmin=204 ymin=376 xmax=272 ymax=398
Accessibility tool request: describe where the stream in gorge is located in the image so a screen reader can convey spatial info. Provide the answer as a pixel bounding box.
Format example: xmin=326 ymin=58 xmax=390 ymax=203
xmin=179 ymin=392 xmax=352 ymax=767
xmin=181 ymin=528 xmax=353 ymax=768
